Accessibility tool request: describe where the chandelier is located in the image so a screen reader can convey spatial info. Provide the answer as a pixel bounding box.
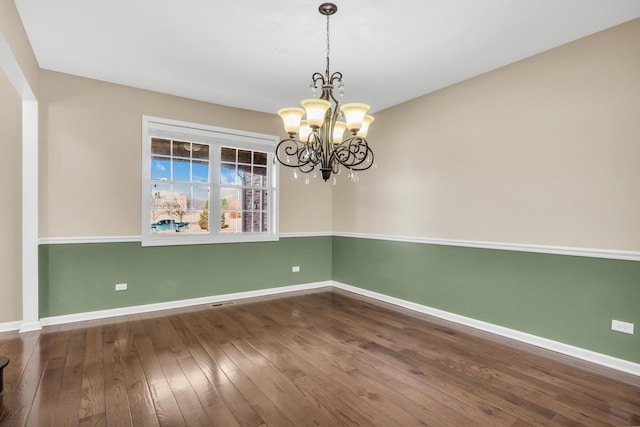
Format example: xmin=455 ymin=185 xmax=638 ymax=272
xmin=276 ymin=2 xmax=375 ymax=185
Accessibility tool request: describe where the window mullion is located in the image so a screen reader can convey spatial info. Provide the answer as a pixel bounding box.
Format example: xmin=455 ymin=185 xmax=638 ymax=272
xmin=210 ymin=141 xmax=221 ymax=238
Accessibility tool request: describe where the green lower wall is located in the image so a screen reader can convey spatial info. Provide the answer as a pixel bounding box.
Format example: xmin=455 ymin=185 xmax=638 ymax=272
xmin=332 ymin=237 xmax=640 ymax=364
xmin=38 ymin=236 xmax=331 ymax=318
xmin=38 ymin=235 xmax=639 ymax=364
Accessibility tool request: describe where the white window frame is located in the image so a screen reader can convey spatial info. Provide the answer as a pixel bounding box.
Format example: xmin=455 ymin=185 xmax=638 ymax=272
xmin=141 ymin=116 xmax=279 ymax=247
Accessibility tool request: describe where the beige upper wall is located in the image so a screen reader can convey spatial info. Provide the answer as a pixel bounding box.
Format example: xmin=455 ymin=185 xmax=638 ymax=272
xmin=0 ymin=69 xmax=23 ymax=322
xmin=39 ymin=70 xmax=332 ymax=238
xmin=333 ymin=19 xmax=640 ymax=251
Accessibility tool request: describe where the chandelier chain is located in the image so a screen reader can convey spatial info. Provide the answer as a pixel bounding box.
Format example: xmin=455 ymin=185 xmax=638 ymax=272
xmin=325 ymin=14 xmax=331 ymax=81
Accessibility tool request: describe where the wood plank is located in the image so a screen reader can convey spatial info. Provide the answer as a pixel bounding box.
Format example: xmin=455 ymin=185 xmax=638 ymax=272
xmin=225 ymin=368 xmax=295 ymax=427
xmin=102 ymin=322 xmax=134 ymax=426
xmin=79 ymin=323 xmax=105 ymax=422
xmin=149 ymin=380 xmax=186 ymax=427
xmin=172 ymin=385 xmax=215 ymax=426
xmin=123 ymin=354 xmax=159 ymax=426
xmin=52 ymin=329 xmax=87 ymax=426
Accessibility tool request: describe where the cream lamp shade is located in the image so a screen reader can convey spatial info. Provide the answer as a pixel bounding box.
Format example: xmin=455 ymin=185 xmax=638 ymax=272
xmin=340 ymin=103 xmax=370 ymax=132
xmin=332 ymin=121 xmax=347 ymax=144
xmin=278 ymin=107 xmax=305 ymax=136
xmin=301 ymin=98 xmax=331 ymax=128
xmin=298 ymin=120 xmax=313 ymax=143
xmin=356 ymin=115 xmax=375 ymax=138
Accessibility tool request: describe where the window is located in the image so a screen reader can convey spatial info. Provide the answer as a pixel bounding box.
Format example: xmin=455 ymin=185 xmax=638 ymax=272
xmin=142 ymin=116 xmax=278 ymax=246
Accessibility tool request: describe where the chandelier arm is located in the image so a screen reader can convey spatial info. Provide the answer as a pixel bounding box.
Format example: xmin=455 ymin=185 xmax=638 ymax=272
xmin=327 ymin=82 xmax=342 ymax=106
xmin=311 ymin=72 xmax=326 ymax=89
xmin=275 ymin=138 xmax=314 ymax=168
xmin=347 ymin=149 xmax=375 ymax=171
xmin=298 ymin=162 xmax=317 ymax=174
xmin=317 ymin=127 xmax=334 ymax=175
xmin=331 ymin=136 xmax=374 ymax=170
xmin=329 ymin=71 xmax=342 ymax=85
xmin=308 ymin=131 xmax=325 ymax=163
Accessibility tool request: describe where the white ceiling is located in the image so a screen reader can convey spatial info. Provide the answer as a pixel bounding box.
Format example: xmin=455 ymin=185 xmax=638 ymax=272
xmin=14 ymin=0 xmax=640 ymax=115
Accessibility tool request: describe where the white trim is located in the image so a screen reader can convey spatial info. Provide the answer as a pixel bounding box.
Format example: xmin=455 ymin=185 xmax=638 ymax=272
xmin=19 ymin=321 xmax=42 ymax=333
xmin=331 ymin=281 xmax=640 ymax=377
xmin=334 ymin=232 xmax=640 ymax=262
xmin=0 ymin=321 xmax=23 ymax=333
xmin=38 ymin=233 xmax=330 ymax=245
xmin=280 ymin=232 xmax=333 ymax=238
xmin=22 ymin=101 xmax=41 ymax=333
xmin=40 ymin=281 xmax=331 ymax=327
xmin=39 ymin=235 xmax=143 ymax=245
xmin=1 ymin=33 xmax=41 ymax=334
xmin=38 ymin=232 xmax=639 ymax=261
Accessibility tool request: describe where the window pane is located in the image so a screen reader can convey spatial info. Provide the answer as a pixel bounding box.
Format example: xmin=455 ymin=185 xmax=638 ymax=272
xmin=151 ymin=183 xmax=171 ymax=210
xmin=192 ymin=186 xmax=209 ymax=210
xmin=238 ymin=164 xmax=251 ymax=185
xmin=238 ymin=150 xmax=252 ymax=164
xmin=151 ymin=215 xmax=170 ymax=233
xmin=261 ymin=190 xmax=269 ymax=210
xmin=151 ymin=157 xmax=171 ymax=181
xmin=253 ymin=189 xmax=262 ymax=210
xmin=173 ymin=140 xmax=190 ymax=158
xmin=221 ymin=187 xmax=239 ymax=210
xmin=221 ymin=147 xmax=236 ymax=162
xmin=192 ymin=143 xmax=209 ymax=160
xmin=151 ymin=209 xmax=168 ymax=225
xmin=247 ymin=212 xmax=261 ymax=232
xmin=191 ymin=210 xmax=209 ymax=233
xmin=151 ymin=138 xmax=171 ymax=155
xmin=221 ymin=187 xmax=240 ymax=233
xmin=172 ymin=184 xmax=190 ymax=212
xmin=262 ymin=212 xmax=268 ymax=232
xmin=173 ymin=158 xmax=190 ymax=182
xmin=192 ymin=160 xmax=209 ymax=183
xmin=253 ymin=166 xmax=267 ymax=186
xmin=242 ymin=189 xmax=253 ymax=211
xmin=220 ymin=163 xmax=237 ymax=185
xmin=254 ymin=152 xmax=267 ymax=165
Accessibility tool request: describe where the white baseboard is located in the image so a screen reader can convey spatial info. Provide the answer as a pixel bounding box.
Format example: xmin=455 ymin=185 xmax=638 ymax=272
xmin=39 ymin=281 xmax=331 ymax=327
xmin=19 ymin=321 xmax=42 ymax=333
xmin=0 ymin=320 xmax=22 ymax=333
xmin=19 ymin=279 xmax=640 ymax=378
xmin=331 ymin=281 xmax=640 ymax=378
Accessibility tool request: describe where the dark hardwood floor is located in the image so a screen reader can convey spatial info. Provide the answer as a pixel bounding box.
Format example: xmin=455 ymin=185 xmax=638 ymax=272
xmin=0 ymin=290 xmax=638 ymax=426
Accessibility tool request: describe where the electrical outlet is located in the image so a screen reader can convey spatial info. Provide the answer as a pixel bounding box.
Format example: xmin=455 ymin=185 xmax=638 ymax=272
xmin=611 ymin=319 xmax=634 ymax=335
xmin=292 ymin=266 xmax=300 ymax=273
xmin=115 ymin=283 xmax=128 ymax=291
